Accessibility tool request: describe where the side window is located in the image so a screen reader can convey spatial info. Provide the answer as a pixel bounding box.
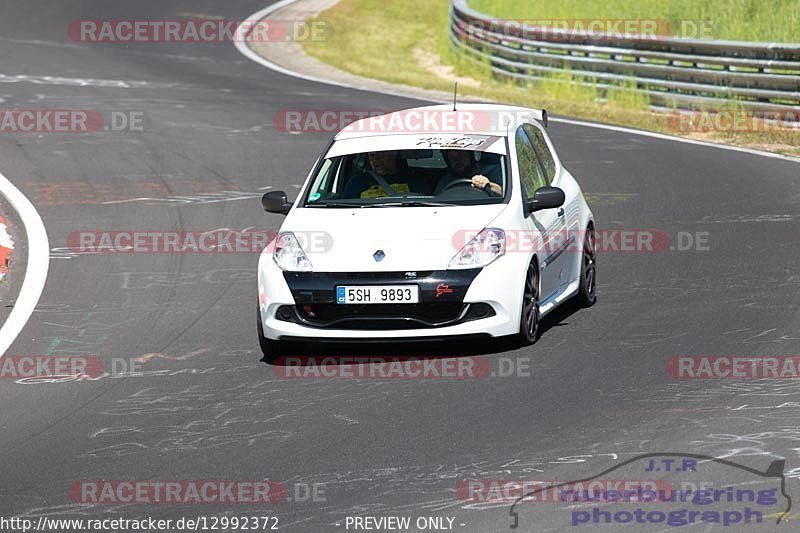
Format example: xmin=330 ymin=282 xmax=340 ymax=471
xmin=523 ymin=124 xmax=556 ymax=184
xmin=515 ymin=126 xmax=547 ymax=200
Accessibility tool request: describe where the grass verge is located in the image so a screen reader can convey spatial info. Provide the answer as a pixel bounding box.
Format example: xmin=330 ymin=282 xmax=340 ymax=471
xmin=471 ymin=0 xmax=800 ymax=43
xmin=302 ymin=0 xmax=800 ymax=156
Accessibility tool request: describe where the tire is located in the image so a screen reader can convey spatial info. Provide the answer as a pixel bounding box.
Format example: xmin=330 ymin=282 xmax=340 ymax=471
xmin=257 ymin=305 xmax=282 ymax=359
xmin=575 ymin=225 xmax=597 ymax=307
xmin=517 ymin=261 xmax=540 ymax=346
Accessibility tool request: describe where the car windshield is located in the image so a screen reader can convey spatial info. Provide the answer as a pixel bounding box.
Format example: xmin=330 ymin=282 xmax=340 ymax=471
xmin=302 ymin=148 xmax=508 ymax=207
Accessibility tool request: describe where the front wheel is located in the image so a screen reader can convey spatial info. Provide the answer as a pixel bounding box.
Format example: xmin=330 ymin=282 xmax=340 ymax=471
xmin=257 ymin=306 xmax=283 ymax=360
xmin=574 ymin=226 xmax=597 ymax=307
xmin=517 ymin=261 xmax=540 ymax=346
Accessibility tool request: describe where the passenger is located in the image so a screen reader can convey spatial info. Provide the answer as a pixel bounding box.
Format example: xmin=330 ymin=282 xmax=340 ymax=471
xmin=343 ymin=151 xmax=426 ymax=199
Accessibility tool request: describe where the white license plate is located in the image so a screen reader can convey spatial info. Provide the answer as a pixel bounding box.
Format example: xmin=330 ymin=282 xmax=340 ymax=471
xmin=336 ymin=285 xmax=419 ymax=304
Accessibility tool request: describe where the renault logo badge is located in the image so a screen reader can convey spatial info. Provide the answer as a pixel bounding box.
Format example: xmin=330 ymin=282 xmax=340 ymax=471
xmin=373 ymin=250 xmax=385 ymax=262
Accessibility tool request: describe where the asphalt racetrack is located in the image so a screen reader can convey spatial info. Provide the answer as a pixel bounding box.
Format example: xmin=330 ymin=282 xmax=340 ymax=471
xmin=0 ymin=1 xmax=799 ymax=531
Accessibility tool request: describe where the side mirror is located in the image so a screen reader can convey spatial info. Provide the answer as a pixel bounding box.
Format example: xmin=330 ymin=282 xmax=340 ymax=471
xmin=527 ymin=186 xmax=565 ymax=213
xmin=262 ymin=191 xmax=292 ymax=215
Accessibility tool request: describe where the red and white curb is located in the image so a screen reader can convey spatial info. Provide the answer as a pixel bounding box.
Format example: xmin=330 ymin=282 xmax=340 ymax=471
xmin=0 ymin=170 xmax=49 ymax=357
xmin=0 ymin=215 xmax=12 ymax=280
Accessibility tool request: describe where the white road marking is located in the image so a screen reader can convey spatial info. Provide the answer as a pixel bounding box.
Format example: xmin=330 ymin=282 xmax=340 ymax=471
xmin=0 ymin=170 xmax=50 ymax=356
xmin=234 ymin=0 xmax=800 ymax=165
xmin=101 ymin=190 xmax=265 ymax=205
xmin=0 ymin=73 xmax=181 ymax=89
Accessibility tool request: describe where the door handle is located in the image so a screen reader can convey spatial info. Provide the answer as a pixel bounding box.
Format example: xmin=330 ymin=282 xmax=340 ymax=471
xmin=557 ymin=207 xmax=564 ymax=217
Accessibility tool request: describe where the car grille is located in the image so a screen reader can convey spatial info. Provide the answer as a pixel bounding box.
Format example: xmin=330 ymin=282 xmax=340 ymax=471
xmin=277 ymin=302 xmax=495 ymax=330
xmin=320 ymin=271 xmax=433 ymax=281
xmin=298 ymin=302 xmax=465 ymax=329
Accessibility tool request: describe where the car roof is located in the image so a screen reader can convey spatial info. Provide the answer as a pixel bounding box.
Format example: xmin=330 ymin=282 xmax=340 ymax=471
xmin=333 ymin=103 xmax=547 ymax=140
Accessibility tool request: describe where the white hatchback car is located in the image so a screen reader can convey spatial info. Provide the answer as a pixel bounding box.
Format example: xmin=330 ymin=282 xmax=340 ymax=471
xmin=257 ymin=104 xmax=595 ymax=356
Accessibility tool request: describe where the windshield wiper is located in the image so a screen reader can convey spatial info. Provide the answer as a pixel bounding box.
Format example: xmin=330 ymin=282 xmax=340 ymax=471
xmin=305 ymin=201 xmax=369 ymax=208
xmin=306 ymin=198 xmax=452 ymax=208
xmin=370 ymin=195 xmax=453 ymax=207
xmin=370 ymin=200 xmax=453 ymax=207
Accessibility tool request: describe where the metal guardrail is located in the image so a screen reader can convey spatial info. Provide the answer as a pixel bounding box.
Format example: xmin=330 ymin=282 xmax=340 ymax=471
xmin=450 ymin=0 xmax=800 ymax=120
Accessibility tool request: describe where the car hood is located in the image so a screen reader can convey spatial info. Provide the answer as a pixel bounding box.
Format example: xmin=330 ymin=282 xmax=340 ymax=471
xmin=281 ymin=204 xmax=507 ymax=271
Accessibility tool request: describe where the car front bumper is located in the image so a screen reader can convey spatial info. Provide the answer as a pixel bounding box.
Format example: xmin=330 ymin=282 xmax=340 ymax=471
xmin=258 ymin=255 xmax=524 ymax=340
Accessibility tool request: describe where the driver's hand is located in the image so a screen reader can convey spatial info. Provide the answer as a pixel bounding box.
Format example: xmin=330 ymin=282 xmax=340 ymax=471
xmin=471 ymin=175 xmax=490 ymax=190
xmin=471 ymin=175 xmax=501 ymax=195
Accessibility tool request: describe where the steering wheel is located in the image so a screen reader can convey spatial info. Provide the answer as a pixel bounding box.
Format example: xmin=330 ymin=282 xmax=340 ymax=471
xmin=443 ymin=178 xmax=477 ymax=192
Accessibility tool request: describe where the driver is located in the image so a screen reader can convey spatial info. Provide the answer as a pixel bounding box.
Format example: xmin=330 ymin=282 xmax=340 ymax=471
xmin=436 ymin=150 xmax=502 ymax=196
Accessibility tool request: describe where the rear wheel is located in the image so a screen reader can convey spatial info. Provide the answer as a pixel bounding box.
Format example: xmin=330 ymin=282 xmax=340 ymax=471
xmin=575 ymin=226 xmax=597 ymax=307
xmin=517 ymin=261 xmax=540 ymax=346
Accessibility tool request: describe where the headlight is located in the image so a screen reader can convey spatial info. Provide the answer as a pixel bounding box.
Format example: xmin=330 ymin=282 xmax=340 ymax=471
xmin=448 ymin=228 xmax=505 ymax=269
xmin=273 ymin=232 xmax=313 ymax=271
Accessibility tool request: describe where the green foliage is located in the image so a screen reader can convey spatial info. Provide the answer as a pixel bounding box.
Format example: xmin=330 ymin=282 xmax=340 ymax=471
xmin=301 ymin=0 xmax=800 ymax=156
xmin=471 ymin=0 xmax=800 ymax=42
